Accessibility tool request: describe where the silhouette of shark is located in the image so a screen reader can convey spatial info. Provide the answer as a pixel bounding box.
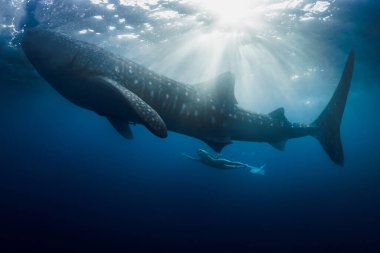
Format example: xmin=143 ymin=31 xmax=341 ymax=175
xmin=21 ymin=27 xmax=354 ymax=165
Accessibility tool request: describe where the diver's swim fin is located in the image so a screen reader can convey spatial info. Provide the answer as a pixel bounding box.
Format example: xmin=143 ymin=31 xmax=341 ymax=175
xmin=249 ymin=164 xmax=266 ymax=175
xmin=312 ymin=50 xmax=354 ymax=166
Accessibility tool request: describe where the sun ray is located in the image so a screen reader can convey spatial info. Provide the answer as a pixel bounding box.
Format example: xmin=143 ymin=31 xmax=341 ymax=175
xmin=82 ymin=0 xmax=335 ymax=117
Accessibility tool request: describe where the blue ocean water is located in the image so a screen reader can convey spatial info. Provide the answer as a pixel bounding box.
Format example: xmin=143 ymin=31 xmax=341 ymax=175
xmin=1 ymin=1 xmax=380 ymax=252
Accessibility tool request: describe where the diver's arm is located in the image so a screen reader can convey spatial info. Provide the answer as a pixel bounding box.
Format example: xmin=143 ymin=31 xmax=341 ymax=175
xmin=181 ymin=153 xmax=200 ymax=161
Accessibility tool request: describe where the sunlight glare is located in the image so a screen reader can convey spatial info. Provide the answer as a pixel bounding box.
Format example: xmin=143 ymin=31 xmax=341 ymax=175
xmin=196 ymin=0 xmax=253 ymax=27
xmin=188 ymin=0 xmax=270 ymax=33
xmin=84 ymin=0 xmax=335 ymax=117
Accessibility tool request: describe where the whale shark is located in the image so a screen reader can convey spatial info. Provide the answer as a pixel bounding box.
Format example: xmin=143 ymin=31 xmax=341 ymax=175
xmin=21 ymin=27 xmax=354 ymax=165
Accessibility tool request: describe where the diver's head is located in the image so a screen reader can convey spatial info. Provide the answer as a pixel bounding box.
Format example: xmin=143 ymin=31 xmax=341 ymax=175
xmin=197 ymin=149 xmax=208 ymax=158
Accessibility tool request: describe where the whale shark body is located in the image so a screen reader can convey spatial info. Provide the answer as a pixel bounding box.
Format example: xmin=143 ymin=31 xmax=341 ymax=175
xmin=21 ymin=28 xmax=354 ymax=165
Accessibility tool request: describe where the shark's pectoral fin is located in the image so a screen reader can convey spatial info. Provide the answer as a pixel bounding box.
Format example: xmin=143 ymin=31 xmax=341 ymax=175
xmin=122 ymin=88 xmax=167 ymax=138
xmin=202 ymin=137 xmax=232 ymax=153
xmin=107 ymin=117 xmax=133 ymax=139
xmin=100 ymin=77 xmax=167 ymax=138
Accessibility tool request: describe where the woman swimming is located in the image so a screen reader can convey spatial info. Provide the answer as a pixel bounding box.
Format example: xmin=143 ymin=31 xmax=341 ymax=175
xmin=182 ymin=149 xmax=265 ymax=175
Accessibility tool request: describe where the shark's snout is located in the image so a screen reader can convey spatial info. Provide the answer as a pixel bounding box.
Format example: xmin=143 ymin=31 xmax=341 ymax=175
xmin=21 ymin=28 xmax=77 ymax=74
xmin=22 ymin=28 xmax=53 ymax=61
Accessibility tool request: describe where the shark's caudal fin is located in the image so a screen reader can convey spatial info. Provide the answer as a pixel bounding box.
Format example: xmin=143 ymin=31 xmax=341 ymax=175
xmin=312 ymin=50 xmax=355 ymax=166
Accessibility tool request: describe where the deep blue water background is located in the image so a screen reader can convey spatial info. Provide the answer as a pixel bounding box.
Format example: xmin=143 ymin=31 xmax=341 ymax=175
xmin=1 ymin=1 xmax=380 ymax=252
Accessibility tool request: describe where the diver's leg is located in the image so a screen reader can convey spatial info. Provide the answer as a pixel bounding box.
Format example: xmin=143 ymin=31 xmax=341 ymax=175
xmin=219 ymin=159 xmax=247 ymax=167
xmin=223 ymin=164 xmax=244 ymax=169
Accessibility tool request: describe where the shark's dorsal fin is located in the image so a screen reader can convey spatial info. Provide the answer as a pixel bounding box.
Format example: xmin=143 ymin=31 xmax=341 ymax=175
xmin=202 ymin=136 xmax=232 ymax=153
xmin=107 ymin=117 xmax=133 ymax=139
xmin=196 ymin=72 xmax=237 ymax=105
xmin=268 ymin=108 xmax=289 ymax=150
xmin=269 ymin=107 xmax=285 ymax=120
xmin=99 ymin=77 xmax=167 ymax=138
xmin=269 ymin=107 xmax=289 ymax=124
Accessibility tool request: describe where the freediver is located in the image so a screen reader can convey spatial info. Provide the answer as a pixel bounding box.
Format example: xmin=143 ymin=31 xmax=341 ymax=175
xmin=182 ymin=149 xmax=265 ymax=175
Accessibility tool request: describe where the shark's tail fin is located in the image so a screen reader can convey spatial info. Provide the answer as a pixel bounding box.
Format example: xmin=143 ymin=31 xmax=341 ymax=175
xmin=312 ymin=50 xmax=355 ymax=166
